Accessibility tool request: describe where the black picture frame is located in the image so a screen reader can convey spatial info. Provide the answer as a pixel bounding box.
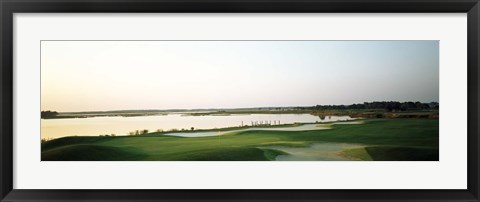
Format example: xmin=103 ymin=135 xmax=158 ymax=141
xmin=1 ymin=0 xmax=479 ymax=201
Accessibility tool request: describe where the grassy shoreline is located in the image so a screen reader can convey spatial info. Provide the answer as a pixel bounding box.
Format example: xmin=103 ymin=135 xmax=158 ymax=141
xmin=41 ymin=119 xmax=439 ymax=161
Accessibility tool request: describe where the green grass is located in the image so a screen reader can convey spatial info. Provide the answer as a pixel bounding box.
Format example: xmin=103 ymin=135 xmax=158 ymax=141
xmin=41 ymin=119 xmax=439 ymax=161
xmin=261 ymin=148 xmax=289 ymax=160
xmin=41 ymin=144 xmax=146 ymax=161
xmin=363 ymin=146 xmax=439 ymax=161
xmin=340 ymin=148 xmax=373 ymax=160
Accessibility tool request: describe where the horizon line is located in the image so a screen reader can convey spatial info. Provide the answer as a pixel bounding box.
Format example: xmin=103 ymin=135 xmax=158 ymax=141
xmin=42 ymin=100 xmax=440 ymax=113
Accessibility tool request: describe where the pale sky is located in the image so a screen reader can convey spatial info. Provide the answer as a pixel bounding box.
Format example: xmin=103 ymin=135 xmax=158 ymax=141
xmin=41 ymin=41 xmax=439 ymax=112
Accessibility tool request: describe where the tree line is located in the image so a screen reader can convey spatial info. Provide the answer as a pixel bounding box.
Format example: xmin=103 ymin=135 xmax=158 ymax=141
xmin=41 ymin=110 xmax=58 ymax=118
xmin=300 ymin=101 xmax=439 ymax=112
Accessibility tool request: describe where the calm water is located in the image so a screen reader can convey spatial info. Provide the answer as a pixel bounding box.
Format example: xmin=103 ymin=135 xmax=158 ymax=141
xmin=41 ymin=114 xmax=353 ymax=139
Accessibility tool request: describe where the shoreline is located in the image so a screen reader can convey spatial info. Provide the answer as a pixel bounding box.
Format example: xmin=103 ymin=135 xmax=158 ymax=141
xmin=41 ymin=119 xmax=363 ymax=141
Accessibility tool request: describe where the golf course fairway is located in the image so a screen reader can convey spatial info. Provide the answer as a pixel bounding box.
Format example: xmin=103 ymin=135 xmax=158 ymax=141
xmin=41 ymin=119 xmax=439 ymax=161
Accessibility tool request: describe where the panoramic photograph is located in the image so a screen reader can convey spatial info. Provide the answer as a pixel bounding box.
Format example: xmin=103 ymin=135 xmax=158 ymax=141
xmin=40 ymin=40 xmax=439 ymax=161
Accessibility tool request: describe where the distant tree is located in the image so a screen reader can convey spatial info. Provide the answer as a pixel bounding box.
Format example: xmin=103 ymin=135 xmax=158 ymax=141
xmin=191 ymin=127 xmax=194 ymax=131
xmin=308 ymin=101 xmax=435 ymax=111
xmin=41 ymin=110 xmax=59 ymax=118
xmin=385 ymin=102 xmax=393 ymax=112
xmin=407 ymin=102 xmax=416 ymax=109
xmin=415 ymin=102 xmax=424 ymax=109
xmin=429 ymin=102 xmax=439 ymax=109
